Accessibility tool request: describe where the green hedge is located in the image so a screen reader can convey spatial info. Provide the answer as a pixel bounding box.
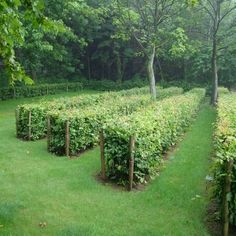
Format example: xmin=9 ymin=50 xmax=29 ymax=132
xmin=103 ymin=88 xmax=206 ymax=185
xmin=213 ymin=93 xmax=236 ymax=226
xmin=0 ymin=82 xmax=83 ymax=100
xmin=48 ymin=87 xmax=183 ymax=156
xmin=15 ymin=86 xmax=156 ymax=141
xmin=16 ymin=92 xmax=116 ymax=140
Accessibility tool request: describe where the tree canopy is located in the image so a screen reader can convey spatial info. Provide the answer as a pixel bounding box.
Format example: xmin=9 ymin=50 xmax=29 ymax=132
xmin=0 ymin=0 xmax=236 ymax=102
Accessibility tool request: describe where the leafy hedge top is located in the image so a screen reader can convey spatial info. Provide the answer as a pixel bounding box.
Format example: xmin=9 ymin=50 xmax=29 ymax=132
xmin=104 ymin=88 xmax=205 ymax=137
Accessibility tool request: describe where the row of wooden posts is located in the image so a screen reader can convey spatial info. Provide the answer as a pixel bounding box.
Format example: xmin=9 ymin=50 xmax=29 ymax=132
xmin=47 ymin=116 xmax=136 ymax=191
xmin=15 ymin=110 xmax=236 ymax=232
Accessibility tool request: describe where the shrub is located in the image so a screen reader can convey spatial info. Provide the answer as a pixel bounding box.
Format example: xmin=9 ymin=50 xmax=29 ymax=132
xmin=218 ymin=87 xmax=229 ymax=95
xmin=16 ymin=93 xmax=114 ymax=140
xmin=48 ymin=87 xmax=183 ymax=156
xmin=0 ymin=82 xmax=83 ymax=100
xmin=103 ymin=88 xmax=206 ymax=185
xmin=213 ymin=93 xmax=236 ymax=226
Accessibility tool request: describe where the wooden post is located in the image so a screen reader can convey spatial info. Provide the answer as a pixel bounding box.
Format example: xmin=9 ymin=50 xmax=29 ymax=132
xmin=100 ymin=130 xmax=106 ymax=180
xmin=65 ymin=121 xmax=70 ymax=157
xmin=66 ymin=84 xmax=69 ymax=92
xmin=28 ymin=111 xmax=32 ymax=141
xmin=129 ymin=135 xmax=135 ymax=191
xmin=46 ymin=86 xmax=49 ymax=95
xmin=47 ymin=116 xmax=51 ymax=151
xmin=13 ymin=87 xmax=16 ymax=98
xmin=15 ymin=108 xmax=19 ymax=138
xmin=223 ymin=159 xmax=234 ymax=236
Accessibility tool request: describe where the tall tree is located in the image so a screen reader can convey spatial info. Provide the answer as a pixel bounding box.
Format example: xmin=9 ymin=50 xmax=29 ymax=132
xmin=112 ymin=0 xmax=181 ymax=99
xmin=200 ymin=0 xmax=236 ymax=105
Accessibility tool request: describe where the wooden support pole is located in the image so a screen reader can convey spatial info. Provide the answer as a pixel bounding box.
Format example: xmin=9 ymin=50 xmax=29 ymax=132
xmin=13 ymin=87 xmax=16 ymax=98
xmin=223 ymin=159 xmax=234 ymax=236
xmin=15 ymin=108 xmax=19 ymax=138
xmin=129 ymin=135 xmax=135 ymax=191
xmin=46 ymin=86 xmax=49 ymax=95
xmin=47 ymin=116 xmax=51 ymax=151
xmin=100 ymin=130 xmax=106 ymax=180
xmin=65 ymin=120 xmax=70 ymax=157
xmin=28 ymin=111 xmax=32 ymax=141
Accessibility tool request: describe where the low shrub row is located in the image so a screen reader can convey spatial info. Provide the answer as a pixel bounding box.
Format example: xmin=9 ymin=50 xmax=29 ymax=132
xmin=213 ymin=93 xmax=236 ymax=227
xmin=16 ymin=86 xmax=182 ymax=141
xmin=218 ymin=87 xmax=230 ymax=95
xmin=47 ymin=87 xmax=183 ymax=156
xmin=102 ymin=88 xmax=206 ymax=186
xmin=0 ymin=82 xmax=83 ymax=100
xmin=16 ymin=92 xmax=114 ymax=140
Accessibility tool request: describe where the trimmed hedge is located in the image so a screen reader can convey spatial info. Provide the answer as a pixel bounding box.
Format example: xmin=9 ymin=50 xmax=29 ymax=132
xmin=16 ymin=86 xmax=181 ymax=141
xmin=213 ymin=93 xmax=236 ymax=226
xmin=16 ymin=92 xmax=115 ymax=140
xmin=218 ymin=86 xmax=230 ymax=95
xmin=47 ymin=87 xmax=183 ymax=156
xmin=103 ymin=88 xmax=206 ymax=185
xmin=0 ymin=82 xmax=83 ymax=100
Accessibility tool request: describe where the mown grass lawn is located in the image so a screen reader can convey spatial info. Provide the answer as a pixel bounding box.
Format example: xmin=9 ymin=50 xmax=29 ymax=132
xmin=0 ymin=92 xmax=215 ymax=236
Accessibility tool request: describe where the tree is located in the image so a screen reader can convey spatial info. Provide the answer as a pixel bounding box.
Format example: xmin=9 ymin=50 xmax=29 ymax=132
xmin=200 ymin=0 xmax=236 ymax=105
xmin=112 ymin=0 xmax=181 ymax=99
xmin=0 ymin=0 xmax=69 ymax=85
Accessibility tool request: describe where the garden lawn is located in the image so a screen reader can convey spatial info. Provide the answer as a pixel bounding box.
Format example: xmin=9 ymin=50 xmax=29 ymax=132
xmin=0 ymin=93 xmax=215 ymax=236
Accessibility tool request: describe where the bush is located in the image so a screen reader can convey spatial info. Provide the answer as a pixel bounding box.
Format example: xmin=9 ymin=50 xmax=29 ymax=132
xmin=16 ymin=93 xmax=114 ymax=140
xmin=103 ymin=88 xmax=206 ymax=185
xmin=48 ymin=87 xmax=183 ymax=156
xmin=0 ymin=82 xmax=83 ymax=100
xmin=213 ymin=93 xmax=236 ymax=226
xmin=218 ymin=87 xmax=229 ymax=95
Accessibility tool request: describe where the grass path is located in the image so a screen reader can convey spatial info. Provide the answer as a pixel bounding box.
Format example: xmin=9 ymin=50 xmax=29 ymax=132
xmin=0 ymin=95 xmax=216 ymax=236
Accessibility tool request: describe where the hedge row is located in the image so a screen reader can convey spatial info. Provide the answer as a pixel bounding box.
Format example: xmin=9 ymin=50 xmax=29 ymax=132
xmin=102 ymin=88 xmax=206 ymax=186
xmin=47 ymin=87 xmax=183 ymax=156
xmin=0 ymin=82 xmax=83 ymax=100
xmin=213 ymin=93 xmax=236 ymax=227
xmin=15 ymin=86 xmax=156 ymax=140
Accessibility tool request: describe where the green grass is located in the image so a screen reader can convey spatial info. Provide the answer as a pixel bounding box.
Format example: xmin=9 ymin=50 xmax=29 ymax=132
xmin=0 ymin=93 xmax=216 ymax=236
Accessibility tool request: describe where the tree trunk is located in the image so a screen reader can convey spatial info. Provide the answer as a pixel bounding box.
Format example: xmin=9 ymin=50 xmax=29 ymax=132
xmin=87 ymin=53 xmax=91 ymax=81
xmin=211 ymin=37 xmax=218 ymax=105
xmin=116 ymin=53 xmax=122 ymax=83
xmin=157 ymin=57 xmax=164 ymax=81
xmin=31 ymin=70 xmax=37 ymax=81
xmin=147 ymin=46 xmax=157 ymax=99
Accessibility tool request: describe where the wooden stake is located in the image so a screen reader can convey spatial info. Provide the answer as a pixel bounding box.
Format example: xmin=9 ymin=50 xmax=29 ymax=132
xmin=100 ymin=130 xmax=106 ymax=180
xmin=129 ymin=135 xmax=135 ymax=191
xmin=15 ymin=108 xmax=19 ymax=138
xmin=65 ymin=121 xmax=70 ymax=157
xmin=28 ymin=111 xmax=32 ymax=141
xmin=47 ymin=116 xmax=51 ymax=151
xmin=13 ymin=87 xmax=16 ymax=98
xmin=223 ymin=159 xmax=234 ymax=236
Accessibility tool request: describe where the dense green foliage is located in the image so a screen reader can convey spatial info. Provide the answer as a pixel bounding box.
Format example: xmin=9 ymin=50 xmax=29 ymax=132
xmin=48 ymin=87 xmax=183 ymax=156
xmin=16 ymin=86 xmax=155 ymax=141
xmin=103 ymin=88 xmax=206 ymax=185
xmin=0 ymin=0 xmax=235 ymax=95
xmin=213 ymin=93 xmax=236 ymax=226
xmin=0 ymin=82 xmax=82 ymax=100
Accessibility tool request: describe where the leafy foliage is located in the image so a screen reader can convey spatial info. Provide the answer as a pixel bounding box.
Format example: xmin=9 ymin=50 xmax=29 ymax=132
xmin=48 ymin=87 xmax=183 ymax=155
xmin=0 ymin=82 xmax=82 ymax=100
xmin=213 ymin=93 xmax=236 ymax=226
xmin=103 ymin=88 xmax=205 ymax=185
